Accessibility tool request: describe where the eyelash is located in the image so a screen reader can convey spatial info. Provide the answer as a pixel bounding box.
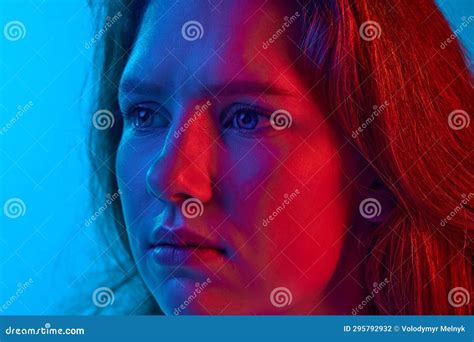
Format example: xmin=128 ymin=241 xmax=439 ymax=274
xmin=121 ymin=102 xmax=273 ymax=135
xmin=222 ymin=103 xmax=272 ymax=130
xmin=121 ymin=103 xmax=170 ymax=134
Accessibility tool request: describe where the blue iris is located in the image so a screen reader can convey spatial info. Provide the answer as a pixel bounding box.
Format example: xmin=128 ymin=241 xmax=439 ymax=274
xmin=233 ymin=110 xmax=259 ymax=130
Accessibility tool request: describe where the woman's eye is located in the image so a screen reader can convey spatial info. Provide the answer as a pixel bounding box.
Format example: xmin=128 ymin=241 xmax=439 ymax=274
xmin=226 ymin=105 xmax=272 ymax=132
xmin=124 ymin=105 xmax=170 ymax=130
xmin=133 ymin=108 xmax=153 ymax=128
xmin=233 ymin=110 xmax=259 ymax=130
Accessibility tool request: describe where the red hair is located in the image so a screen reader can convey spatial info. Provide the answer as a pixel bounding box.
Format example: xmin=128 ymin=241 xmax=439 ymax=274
xmin=301 ymin=0 xmax=473 ymax=314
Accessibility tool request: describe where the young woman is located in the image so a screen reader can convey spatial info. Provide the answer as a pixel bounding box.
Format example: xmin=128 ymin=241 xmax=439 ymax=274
xmin=88 ymin=0 xmax=473 ymax=315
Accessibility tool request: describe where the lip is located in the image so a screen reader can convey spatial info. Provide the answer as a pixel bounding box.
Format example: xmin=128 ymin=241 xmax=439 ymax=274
xmin=150 ymin=227 xmax=226 ymax=266
xmin=151 ymin=245 xmax=225 ymax=266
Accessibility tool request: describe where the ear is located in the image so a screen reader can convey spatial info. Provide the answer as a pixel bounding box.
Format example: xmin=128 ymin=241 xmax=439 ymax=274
xmin=357 ymin=177 xmax=395 ymax=224
xmin=339 ymin=142 xmax=395 ymax=226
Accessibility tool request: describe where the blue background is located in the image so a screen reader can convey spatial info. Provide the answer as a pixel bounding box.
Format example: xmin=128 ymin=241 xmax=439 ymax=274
xmin=0 ymin=0 xmax=473 ymax=315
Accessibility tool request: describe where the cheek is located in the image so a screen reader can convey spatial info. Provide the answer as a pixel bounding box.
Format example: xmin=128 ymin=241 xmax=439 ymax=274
xmin=115 ymin=138 xmax=156 ymax=253
xmin=219 ymin=129 xmax=349 ymax=304
xmin=265 ymin=158 xmax=348 ymax=297
xmin=115 ymin=138 xmax=171 ymax=301
xmin=212 ymin=141 xmax=279 ymax=281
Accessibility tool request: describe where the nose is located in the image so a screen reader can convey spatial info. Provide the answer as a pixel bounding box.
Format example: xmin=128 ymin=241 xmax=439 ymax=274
xmin=146 ymin=104 xmax=215 ymax=206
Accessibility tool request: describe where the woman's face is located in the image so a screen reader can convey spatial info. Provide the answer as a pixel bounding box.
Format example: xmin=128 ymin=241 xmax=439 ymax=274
xmin=116 ymin=0 xmax=362 ymax=314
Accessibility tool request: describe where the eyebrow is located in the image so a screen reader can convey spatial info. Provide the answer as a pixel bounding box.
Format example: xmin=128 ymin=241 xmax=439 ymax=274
xmin=119 ymin=79 xmax=162 ymax=97
xmin=209 ymin=80 xmax=296 ymax=97
xmin=119 ymin=79 xmax=296 ymax=98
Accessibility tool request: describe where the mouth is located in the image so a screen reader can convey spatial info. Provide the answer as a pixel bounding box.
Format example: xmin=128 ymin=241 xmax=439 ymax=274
xmin=150 ymin=228 xmax=227 ymax=266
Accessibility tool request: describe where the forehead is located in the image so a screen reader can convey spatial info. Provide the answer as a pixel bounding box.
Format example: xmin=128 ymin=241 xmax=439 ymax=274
xmin=121 ymin=0 xmax=303 ymax=98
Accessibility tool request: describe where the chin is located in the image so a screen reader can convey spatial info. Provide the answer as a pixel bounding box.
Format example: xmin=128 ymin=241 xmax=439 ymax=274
xmin=155 ymin=276 xmax=216 ymax=315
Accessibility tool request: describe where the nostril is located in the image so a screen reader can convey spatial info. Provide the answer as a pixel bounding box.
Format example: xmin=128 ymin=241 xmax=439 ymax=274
xmin=169 ymin=192 xmax=189 ymax=205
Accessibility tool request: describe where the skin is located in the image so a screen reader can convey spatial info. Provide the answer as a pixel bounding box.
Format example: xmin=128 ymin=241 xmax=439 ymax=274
xmin=116 ymin=0 xmax=368 ymax=314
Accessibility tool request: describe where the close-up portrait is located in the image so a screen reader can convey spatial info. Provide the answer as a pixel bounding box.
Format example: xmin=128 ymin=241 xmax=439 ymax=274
xmin=1 ymin=0 xmax=473 ymax=331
